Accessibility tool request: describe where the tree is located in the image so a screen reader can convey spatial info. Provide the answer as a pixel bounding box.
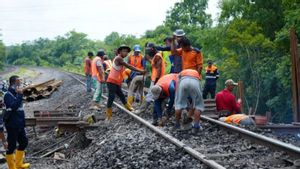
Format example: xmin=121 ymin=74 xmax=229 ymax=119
xmin=165 ymin=0 xmax=212 ymax=29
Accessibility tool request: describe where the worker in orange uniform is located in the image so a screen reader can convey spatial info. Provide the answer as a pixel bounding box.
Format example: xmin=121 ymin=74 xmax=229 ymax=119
xmin=127 ymin=44 xmax=145 ymax=86
xmin=84 ymin=51 xmax=94 ymax=93
xmin=203 ymin=60 xmax=219 ymax=99
xmin=215 ymin=79 xmax=242 ymax=117
xmin=171 ymin=36 xmax=203 ymax=74
xmin=103 ymin=56 xmax=112 ymax=93
xmin=174 ymin=69 xmax=204 ymax=134
xmin=91 ymin=50 xmax=106 ymax=109
xmin=139 ymin=43 xmax=165 ymax=114
xmin=106 ymin=45 xmax=146 ymax=121
xmin=150 ymin=74 xmax=178 ymax=126
xmin=219 ymin=114 xmax=255 ymax=126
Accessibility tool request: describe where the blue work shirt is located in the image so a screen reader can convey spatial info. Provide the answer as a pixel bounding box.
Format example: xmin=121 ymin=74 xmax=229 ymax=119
xmin=4 ymin=87 xmax=25 ymax=128
xmin=154 ymin=80 xmax=176 ymax=117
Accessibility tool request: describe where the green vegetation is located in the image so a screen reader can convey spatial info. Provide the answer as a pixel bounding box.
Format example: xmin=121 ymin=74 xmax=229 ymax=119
xmin=3 ymin=0 xmax=300 ymax=122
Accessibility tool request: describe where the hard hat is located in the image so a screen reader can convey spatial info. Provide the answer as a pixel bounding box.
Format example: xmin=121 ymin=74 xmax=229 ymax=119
xmin=133 ymin=45 xmax=141 ymax=52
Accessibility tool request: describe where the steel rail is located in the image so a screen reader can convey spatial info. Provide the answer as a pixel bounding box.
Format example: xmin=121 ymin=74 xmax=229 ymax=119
xmin=67 ymin=72 xmax=226 ymax=169
xmin=201 ymin=115 xmax=300 ymax=158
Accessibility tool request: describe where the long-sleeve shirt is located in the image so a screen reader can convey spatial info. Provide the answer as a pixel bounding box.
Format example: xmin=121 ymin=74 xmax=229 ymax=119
xmin=154 ymin=80 xmax=176 ymax=115
xmin=3 ymin=87 xmax=25 ymax=128
xmin=215 ymin=89 xmax=241 ymax=114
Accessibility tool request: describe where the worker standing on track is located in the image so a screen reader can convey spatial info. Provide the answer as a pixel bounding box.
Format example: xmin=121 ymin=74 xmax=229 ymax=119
xmin=84 ymin=51 xmax=93 ymax=93
xmin=156 ymin=37 xmax=172 ymax=74
xmin=219 ymin=114 xmax=255 ymax=126
xmin=150 ymin=74 xmax=178 ymax=126
xmin=4 ymin=75 xmax=30 ymax=169
xmin=103 ymin=55 xmax=112 ymax=93
xmin=106 ymin=45 xmax=146 ymax=121
xmin=203 ymin=60 xmax=219 ymax=99
xmin=138 ymin=43 xmax=165 ymax=114
xmin=215 ymin=79 xmax=242 ymax=117
xmin=127 ymin=45 xmax=145 ymax=85
xmin=174 ymin=69 xmax=204 ymax=133
xmin=90 ymin=50 xmax=106 ymax=109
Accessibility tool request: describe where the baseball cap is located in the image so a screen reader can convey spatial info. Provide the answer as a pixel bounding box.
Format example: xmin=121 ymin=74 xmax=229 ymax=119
xmin=225 ymin=79 xmax=238 ymax=86
xmin=151 ymin=85 xmax=162 ymax=100
xmin=173 ymin=29 xmax=185 ymax=37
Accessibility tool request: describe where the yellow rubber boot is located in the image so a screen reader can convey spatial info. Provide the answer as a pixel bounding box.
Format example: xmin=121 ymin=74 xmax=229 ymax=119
xmin=6 ymin=154 xmax=16 ymax=169
xmin=15 ymin=150 xmax=30 ymax=169
xmin=106 ymin=108 xmax=113 ymax=121
xmin=127 ymin=96 xmax=134 ymax=108
xmin=124 ymin=103 xmax=134 ymax=111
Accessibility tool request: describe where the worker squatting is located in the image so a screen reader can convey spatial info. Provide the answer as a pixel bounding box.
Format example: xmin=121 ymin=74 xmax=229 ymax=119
xmin=83 ymin=29 xmax=255 ymax=129
xmin=0 ymin=29 xmax=254 ymax=169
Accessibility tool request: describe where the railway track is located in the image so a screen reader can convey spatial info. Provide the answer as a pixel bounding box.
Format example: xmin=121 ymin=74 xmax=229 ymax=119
xmin=67 ymin=71 xmax=300 ymax=169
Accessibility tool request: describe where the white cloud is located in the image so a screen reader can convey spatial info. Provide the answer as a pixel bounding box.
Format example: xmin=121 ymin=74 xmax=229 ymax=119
xmin=0 ymin=0 xmax=219 ymax=45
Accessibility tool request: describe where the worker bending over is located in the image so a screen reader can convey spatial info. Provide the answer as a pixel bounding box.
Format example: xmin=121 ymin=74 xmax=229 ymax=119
xmin=150 ymin=74 xmax=178 ymax=126
xmin=175 ymin=69 xmax=204 ymax=133
xmin=139 ymin=43 xmax=165 ymax=113
xmin=127 ymin=74 xmax=145 ymax=108
xmin=106 ymin=45 xmax=145 ymax=121
xmin=215 ymin=79 xmax=241 ymax=117
xmin=4 ymin=76 xmax=30 ymax=169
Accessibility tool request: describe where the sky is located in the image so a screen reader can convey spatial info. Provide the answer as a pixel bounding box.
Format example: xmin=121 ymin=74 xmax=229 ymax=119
xmin=0 ymin=0 xmax=220 ymax=45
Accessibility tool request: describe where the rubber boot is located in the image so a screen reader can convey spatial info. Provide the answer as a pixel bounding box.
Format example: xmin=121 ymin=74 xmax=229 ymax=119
xmin=15 ymin=150 xmax=30 ymax=169
xmin=6 ymin=154 xmax=16 ymax=169
xmin=127 ymin=96 xmax=134 ymax=108
xmin=124 ymin=103 xmax=134 ymax=111
xmin=106 ymin=108 xmax=113 ymax=121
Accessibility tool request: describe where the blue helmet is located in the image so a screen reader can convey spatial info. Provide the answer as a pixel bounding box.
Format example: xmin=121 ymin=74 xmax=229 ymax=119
xmin=133 ymin=45 xmax=141 ymax=52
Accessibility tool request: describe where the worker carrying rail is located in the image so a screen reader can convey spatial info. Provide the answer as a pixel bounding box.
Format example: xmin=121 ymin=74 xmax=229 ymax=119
xmin=219 ymin=114 xmax=255 ymax=126
xmin=215 ymin=79 xmax=242 ymax=117
xmin=106 ymin=45 xmax=146 ymax=121
xmin=150 ymin=73 xmax=178 ymax=126
xmin=174 ymin=69 xmax=204 ymax=133
xmin=3 ymin=75 xmax=30 ymax=169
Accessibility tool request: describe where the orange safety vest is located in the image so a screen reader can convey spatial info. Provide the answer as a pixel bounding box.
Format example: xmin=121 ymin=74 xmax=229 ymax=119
xmin=156 ymin=74 xmax=178 ymax=97
xmin=84 ymin=57 xmax=92 ymax=75
xmin=91 ymin=56 xmax=104 ymax=82
xmin=128 ymin=54 xmax=144 ymax=70
xmin=225 ymin=114 xmax=248 ymax=125
xmin=104 ymin=60 xmax=112 ymax=72
xmin=151 ymin=53 xmax=165 ymax=82
xmin=179 ymin=69 xmax=200 ymax=80
xmin=106 ymin=56 xmax=125 ymax=86
xmin=205 ymin=65 xmax=218 ymax=74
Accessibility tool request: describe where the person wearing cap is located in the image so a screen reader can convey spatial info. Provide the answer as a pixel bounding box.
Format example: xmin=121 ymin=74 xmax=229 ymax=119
xmin=150 ymin=73 xmax=178 ymax=126
xmin=126 ymin=44 xmax=145 ymax=93
xmin=215 ymin=79 xmax=242 ymax=117
xmin=84 ymin=51 xmax=94 ymax=93
xmin=203 ymin=60 xmax=219 ymax=99
xmin=4 ymin=75 xmax=30 ymax=169
xmin=106 ymin=45 xmax=146 ymax=121
xmin=138 ymin=43 xmax=165 ymax=114
xmin=219 ymin=114 xmax=255 ymax=126
xmin=90 ymin=50 xmax=106 ymax=109
xmin=171 ymin=36 xmax=203 ymax=75
xmin=174 ymin=69 xmax=204 ymax=133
